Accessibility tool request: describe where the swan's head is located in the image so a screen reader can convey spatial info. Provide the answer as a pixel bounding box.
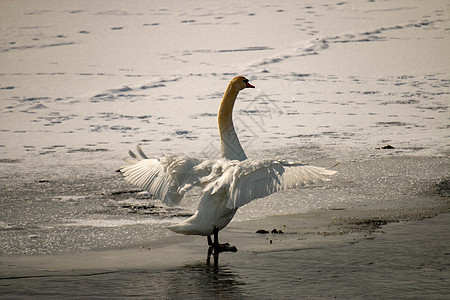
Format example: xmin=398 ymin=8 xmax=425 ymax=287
xmin=231 ymin=76 xmax=255 ymax=91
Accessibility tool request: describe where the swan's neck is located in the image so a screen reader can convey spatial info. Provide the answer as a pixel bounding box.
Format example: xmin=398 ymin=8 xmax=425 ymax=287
xmin=218 ymin=84 xmax=247 ymax=161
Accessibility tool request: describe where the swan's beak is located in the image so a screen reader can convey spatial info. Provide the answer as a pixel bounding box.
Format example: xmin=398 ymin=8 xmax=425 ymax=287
xmin=246 ymin=82 xmax=255 ymax=88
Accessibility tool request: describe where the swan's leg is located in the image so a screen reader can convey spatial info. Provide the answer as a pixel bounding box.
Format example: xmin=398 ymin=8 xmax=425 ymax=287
xmin=213 ymin=227 xmax=220 ymax=247
xmin=212 ymin=227 xmax=237 ymax=252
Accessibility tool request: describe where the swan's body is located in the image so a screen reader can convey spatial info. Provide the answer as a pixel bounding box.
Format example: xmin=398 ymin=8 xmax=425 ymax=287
xmin=121 ymin=76 xmax=336 ymax=250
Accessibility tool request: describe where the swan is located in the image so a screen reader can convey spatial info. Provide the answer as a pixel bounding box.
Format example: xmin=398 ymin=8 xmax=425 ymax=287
xmin=120 ymin=76 xmax=337 ymax=252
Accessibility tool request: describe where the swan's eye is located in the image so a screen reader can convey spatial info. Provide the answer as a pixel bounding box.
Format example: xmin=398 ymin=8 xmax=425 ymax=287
xmin=243 ymin=79 xmax=248 ymax=84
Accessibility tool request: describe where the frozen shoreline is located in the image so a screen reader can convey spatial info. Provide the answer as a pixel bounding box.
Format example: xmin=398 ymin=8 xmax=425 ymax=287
xmin=1 ymin=151 xmax=448 ymax=255
xmin=1 ymin=152 xmax=448 ymax=255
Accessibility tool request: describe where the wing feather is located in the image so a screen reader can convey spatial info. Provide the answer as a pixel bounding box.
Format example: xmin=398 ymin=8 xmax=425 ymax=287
xmin=120 ymin=146 xmax=212 ymax=206
xmin=227 ymin=160 xmax=337 ymax=209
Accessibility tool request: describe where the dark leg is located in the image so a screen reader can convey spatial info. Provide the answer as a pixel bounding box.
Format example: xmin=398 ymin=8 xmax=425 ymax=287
xmin=212 ymin=227 xmax=237 ymax=253
xmin=213 ymin=227 xmax=219 ymax=248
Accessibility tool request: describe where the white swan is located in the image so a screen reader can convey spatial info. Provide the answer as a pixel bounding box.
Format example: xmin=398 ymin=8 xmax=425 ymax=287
xmin=121 ymin=76 xmax=337 ymax=251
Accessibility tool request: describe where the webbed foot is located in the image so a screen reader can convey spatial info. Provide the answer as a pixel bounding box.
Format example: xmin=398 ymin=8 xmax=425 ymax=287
xmin=213 ymin=243 xmax=237 ymax=253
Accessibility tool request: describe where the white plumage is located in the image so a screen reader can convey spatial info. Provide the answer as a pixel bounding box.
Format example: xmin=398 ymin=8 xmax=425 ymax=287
xmin=120 ymin=76 xmax=337 ymax=249
xmin=121 ymin=154 xmax=211 ymax=206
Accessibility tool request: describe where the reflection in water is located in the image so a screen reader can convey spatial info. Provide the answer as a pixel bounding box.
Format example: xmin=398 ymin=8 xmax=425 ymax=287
xmin=165 ymin=249 xmax=244 ymax=298
xmin=206 ymin=246 xmax=219 ymax=268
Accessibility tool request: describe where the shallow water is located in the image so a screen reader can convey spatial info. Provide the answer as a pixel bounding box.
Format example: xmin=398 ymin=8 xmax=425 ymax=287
xmin=0 ymin=0 xmax=449 ymax=258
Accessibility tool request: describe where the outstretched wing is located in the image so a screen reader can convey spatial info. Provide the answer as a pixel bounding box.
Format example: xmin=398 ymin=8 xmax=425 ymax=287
xmin=120 ymin=145 xmax=212 ymax=206
xmin=226 ymin=159 xmax=337 ymax=209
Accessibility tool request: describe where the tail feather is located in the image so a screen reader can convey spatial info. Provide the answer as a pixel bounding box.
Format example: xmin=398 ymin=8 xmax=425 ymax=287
xmin=122 ymin=145 xmax=150 ymax=165
xmin=128 ymin=149 xmax=138 ymax=159
xmin=137 ymin=144 xmax=149 ymax=159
